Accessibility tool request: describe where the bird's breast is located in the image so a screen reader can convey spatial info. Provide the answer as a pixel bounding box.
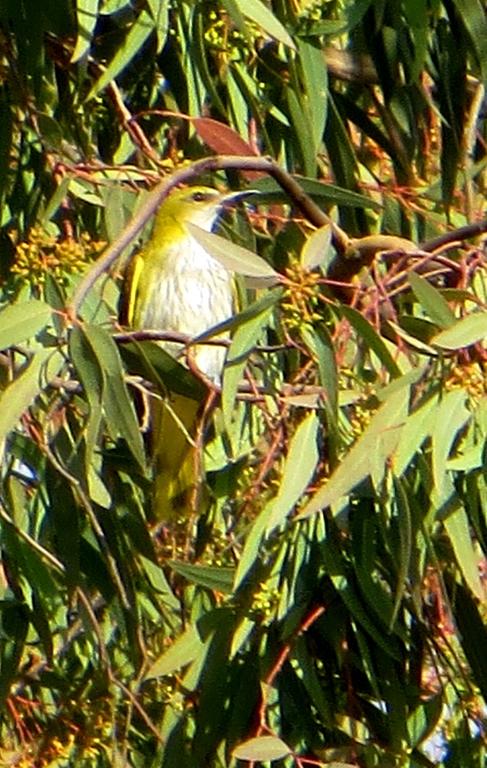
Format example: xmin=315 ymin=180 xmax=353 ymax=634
xmin=137 ymin=240 xmax=233 ymax=381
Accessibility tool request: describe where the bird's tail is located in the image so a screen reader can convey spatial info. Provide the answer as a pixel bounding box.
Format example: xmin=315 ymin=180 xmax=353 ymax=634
xmin=152 ymin=393 xmax=207 ymax=521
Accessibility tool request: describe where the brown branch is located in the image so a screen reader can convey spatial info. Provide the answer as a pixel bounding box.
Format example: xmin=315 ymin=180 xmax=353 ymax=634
xmin=420 ymin=219 xmax=487 ymax=253
xmin=256 ymin=604 xmax=326 ymax=733
xmin=67 ymin=155 xmax=350 ymax=317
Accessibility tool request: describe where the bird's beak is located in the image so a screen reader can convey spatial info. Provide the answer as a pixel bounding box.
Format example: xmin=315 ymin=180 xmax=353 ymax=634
xmin=219 ymin=189 xmax=259 ymax=207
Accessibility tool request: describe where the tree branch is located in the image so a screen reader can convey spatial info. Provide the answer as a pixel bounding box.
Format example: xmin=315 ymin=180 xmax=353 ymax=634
xmin=67 ymin=155 xmax=349 ymax=318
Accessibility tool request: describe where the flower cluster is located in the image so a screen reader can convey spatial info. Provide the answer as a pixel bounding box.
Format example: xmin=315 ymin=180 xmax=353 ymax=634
xmin=11 ymin=228 xmax=105 ymax=288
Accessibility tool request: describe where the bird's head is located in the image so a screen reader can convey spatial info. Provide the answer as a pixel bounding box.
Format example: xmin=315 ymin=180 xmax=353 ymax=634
xmin=154 ymin=185 xmax=250 ymax=235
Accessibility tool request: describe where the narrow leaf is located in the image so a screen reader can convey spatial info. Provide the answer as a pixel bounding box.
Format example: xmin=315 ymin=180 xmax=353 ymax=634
xmin=432 ymin=311 xmax=487 ymax=349
xmin=300 ymin=224 xmax=333 ymax=271
xmin=233 ymin=735 xmax=291 ymax=761
xmin=0 ymin=301 xmax=52 ymax=349
xmin=71 ymin=0 xmax=99 ymax=62
xmin=144 ymin=625 xmax=205 ymax=680
xmin=299 ymin=384 xmax=410 ymax=519
xmin=408 ymin=272 xmax=455 ymax=328
xmin=233 ymin=0 xmax=296 ymax=49
xmin=87 ymin=10 xmax=155 ymax=98
xmin=444 ymin=506 xmax=483 ymax=600
xmin=267 ymin=412 xmax=319 ymax=533
xmin=0 ymin=349 xmax=55 ymax=447
xmin=82 ymin=325 xmax=145 ymax=467
xmin=169 ymin=561 xmax=234 ymax=593
xmin=431 ymin=389 xmax=470 ymax=498
xmin=187 ymin=224 xmax=280 ymax=281
xmin=340 ymin=305 xmax=401 ymax=377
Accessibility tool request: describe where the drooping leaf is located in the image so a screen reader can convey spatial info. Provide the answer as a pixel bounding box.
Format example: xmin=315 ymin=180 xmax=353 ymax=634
xmin=231 ymin=0 xmax=296 ymax=49
xmin=144 ymin=625 xmax=205 ymax=680
xmin=87 ymin=10 xmax=155 ymax=98
xmin=71 ymin=0 xmax=99 ymax=63
xmin=0 ymin=349 xmax=56 ymax=448
xmin=81 ymin=324 xmax=145 ymax=468
xmin=267 ymin=412 xmax=319 ymax=533
xmin=298 ymin=382 xmax=410 ymax=519
xmin=409 ymin=271 xmax=456 ymax=328
xmin=432 ymin=311 xmax=487 ymax=349
xmin=187 ymin=224 xmax=280 ymax=282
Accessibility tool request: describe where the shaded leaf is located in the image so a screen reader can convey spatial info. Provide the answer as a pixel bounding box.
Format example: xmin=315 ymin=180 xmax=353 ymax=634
xmin=81 ymin=324 xmax=145 ymax=468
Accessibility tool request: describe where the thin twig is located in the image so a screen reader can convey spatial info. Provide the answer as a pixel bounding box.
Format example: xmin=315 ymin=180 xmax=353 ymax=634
xmin=67 ymin=155 xmax=349 ymax=317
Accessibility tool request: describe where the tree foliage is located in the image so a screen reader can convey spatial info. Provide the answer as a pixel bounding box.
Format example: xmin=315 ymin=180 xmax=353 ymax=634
xmin=0 ymin=1 xmax=487 ymax=766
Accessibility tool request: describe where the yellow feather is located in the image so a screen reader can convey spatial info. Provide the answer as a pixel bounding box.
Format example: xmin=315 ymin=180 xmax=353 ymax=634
xmin=122 ymin=185 xmax=244 ymax=520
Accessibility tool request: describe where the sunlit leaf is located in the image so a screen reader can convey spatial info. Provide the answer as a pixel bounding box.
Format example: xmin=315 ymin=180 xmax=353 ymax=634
xmin=298 ymin=383 xmax=410 ymax=519
xmin=233 ymin=735 xmax=291 ymax=761
xmin=71 ymin=0 xmax=99 ymax=62
xmin=300 ymin=224 xmax=333 ymax=271
xmin=144 ymin=625 xmax=205 ymax=680
xmin=267 ymin=412 xmax=319 ymax=533
xmin=187 ymin=224 xmax=280 ymax=282
xmin=409 ymin=272 xmax=456 ymax=328
xmin=232 ymin=0 xmax=296 ymax=49
xmin=432 ymin=311 xmax=487 ymax=349
xmin=0 ymin=300 xmax=52 ymax=349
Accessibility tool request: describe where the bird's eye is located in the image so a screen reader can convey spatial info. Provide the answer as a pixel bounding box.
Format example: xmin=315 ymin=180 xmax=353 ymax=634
xmin=191 ymin=190 xmax=212 ymax=202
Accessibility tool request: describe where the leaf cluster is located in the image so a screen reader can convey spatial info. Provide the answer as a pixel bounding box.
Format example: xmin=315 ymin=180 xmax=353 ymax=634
xmin=0 ymin=2 xmax=487 ymax=767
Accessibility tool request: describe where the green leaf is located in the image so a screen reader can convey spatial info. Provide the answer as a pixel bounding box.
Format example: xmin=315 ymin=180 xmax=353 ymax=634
xmin=299 ymin=383 xmax=410 ymax=519
xmin=222 ymin=300 xmax=274 ymax=423
xmin=0 ymin=349 xmax=55 ymax=446
xmin=408 ymin=272 xmax=456 ymax=328
xmin=393 ymin=392 xmax=438 ymax=476
xmin=146 ymin=0 xmax=169 ymax=52
xmin=169 ymin=561 xmax=234 ymax=593
xmin=449 ymin=579 xmax=487 ymax=702
xmin=251 ymin=176 xmax=381 ymax=210
xmin=452 ymin=0 xmax=487 ymax=82
xmin=144 ymin=625 xmax=205 ymax=680
xmin=71 ymin=0 xmax=99 ymax=63
xmin=299 ymin=37 xmax=328 ymax=151
xmin=339 ymin=305 xmax=402 ymax=378
xmin=267 ymin=412 xmax=319 ymax=533
xmin=234 ymin=501 xmax=274 ymax=590
xmin=187 ymin=224 xmax=280 ymax=283
xmin=69 ymin=326 xmax=104 ymax=469
xmin=390 ymin=476 xmax=412 ymax=628
xmin=232 ymin=0 xmax=296 ymax=49
xmin=81 ymin=324 xmax=145 ymax=468
xmin=233 ymin=735 xmax=291 ymax=762
xmin=444 ymin=505 xmax=483 ymax=600
xmin=431 ymin=389 xmax=470 ymax=498
xmin=300 ymin=224 xmax=333 ymax=271
xmin=287 ymin=86 xmax=317 ymax=177
xmin=407 ymin=695 xmax=443 ymax=750
xmin=432 ymin=311 xmax=487 ymax=349
xmin=0 ymin=300 xmax=52 ymax=349
xmin=87 ymin=10 xmax=155 ymax=99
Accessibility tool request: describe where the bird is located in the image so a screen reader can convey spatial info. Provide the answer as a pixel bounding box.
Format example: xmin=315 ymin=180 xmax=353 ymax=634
xmin=121 ymin=185 xmax=247 ymax=521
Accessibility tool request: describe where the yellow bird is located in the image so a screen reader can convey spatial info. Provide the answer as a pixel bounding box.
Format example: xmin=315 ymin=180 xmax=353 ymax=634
xmin=122 ymin=185 xmax=246 ymax=520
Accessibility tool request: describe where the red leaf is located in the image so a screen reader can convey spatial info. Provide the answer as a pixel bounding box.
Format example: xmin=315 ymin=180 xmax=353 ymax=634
xmin=193 ymin=118 xmax=264 ymax=179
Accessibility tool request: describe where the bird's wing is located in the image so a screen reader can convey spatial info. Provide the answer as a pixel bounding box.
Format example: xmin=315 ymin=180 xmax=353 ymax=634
xmin=119 ymin=252 xmax=145 ymax=327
